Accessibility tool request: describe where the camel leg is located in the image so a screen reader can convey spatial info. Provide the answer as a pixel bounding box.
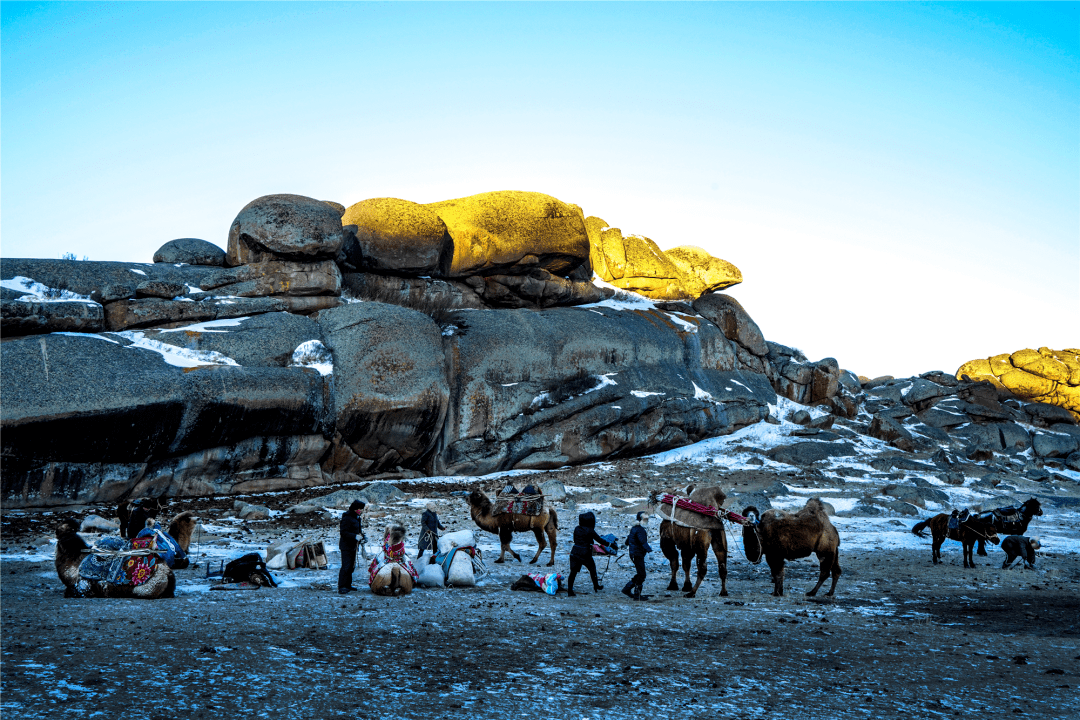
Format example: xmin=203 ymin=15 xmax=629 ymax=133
xmin=826 ymin=553 xmax=842 ymax=597
xmin=529 ymin=527 xmax=544 ymax=565
xmin=711 ymin=535 xmax=728 ymax=597
xmin=546 ymin=524 xmax=557 ymax=567
xmin=686 ymin=546 xmax=707 ymax=599
xmin=661 ymin=535 xmax=679 ymax=591
xmin=767 ymin=554 xmax=785 ymax=596
xmin=680 ymin=545 xmax=694 ymax=593
xmin=807 ymin=550 xmax=834 ymax=597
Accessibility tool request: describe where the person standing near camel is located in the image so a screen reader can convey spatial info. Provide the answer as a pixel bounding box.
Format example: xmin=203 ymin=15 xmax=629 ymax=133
xmin=417 ymin=503 xmax=445 ymax=558
xmin=567 ymin=511 xmax=608 ymax=597
xmin=622 ymin=511 xmax=653 ymax=601
xmin=338 ymin=500 xmax=366 ymax=594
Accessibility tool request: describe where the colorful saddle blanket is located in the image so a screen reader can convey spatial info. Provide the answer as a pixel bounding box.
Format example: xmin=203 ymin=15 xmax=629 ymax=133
xmin=492 ymin=495 xmax=544 ymax=517
xmin=528 ymin=572 xmax=562 ymax=595
xmin=135 ymin=525 xmax=186 ymax=568
xmin=78 ymin=536 xmax=158 ymax=586
xmin=368 ymin=537 xmax=418 ymax=585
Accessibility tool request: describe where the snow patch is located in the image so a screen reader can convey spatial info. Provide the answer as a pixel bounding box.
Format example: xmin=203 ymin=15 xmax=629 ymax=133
xmin=0 ymin=276 xmax=97 ymax=304
xmin=128 ymin=268 xmax=147 ymax=276
xmin=631 ymin=390 xmax=665 ymax=398
xmin=159 ymin=318 xmax=249 ymax=333
xmin=289 ymin=340 xmax=333 ymax=376
xmin=115 ymin=331 xmax=240 ymax=368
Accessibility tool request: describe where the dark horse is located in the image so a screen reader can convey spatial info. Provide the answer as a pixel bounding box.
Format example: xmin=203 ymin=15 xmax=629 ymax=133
xmin=973 ymin=498 xmax=1042 ymax=556
xmin=912 ymin=513 xmax=1000 ymax=568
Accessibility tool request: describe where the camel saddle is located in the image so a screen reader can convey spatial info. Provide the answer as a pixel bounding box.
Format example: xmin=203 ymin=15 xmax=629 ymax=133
xmin=491 ymin=493 xmax=545 ymax=517
xmin=78 ymin=536 xmax=159 ymax=586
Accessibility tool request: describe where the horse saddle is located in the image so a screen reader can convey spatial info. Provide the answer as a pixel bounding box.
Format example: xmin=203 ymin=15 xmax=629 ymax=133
xmin=992 ymin=507 xmax=1022 ymax=525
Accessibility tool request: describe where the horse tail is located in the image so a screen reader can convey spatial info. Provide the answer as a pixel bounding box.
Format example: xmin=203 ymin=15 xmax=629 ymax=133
xmin=912 ymin=519 xmax=930 ymax=538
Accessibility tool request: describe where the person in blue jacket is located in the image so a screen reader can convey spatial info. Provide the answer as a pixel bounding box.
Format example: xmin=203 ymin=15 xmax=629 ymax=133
xmin=567 ymin=511 xmax=609 ymax=597
xmin=622 ymin=511 xmax=653 ymax=601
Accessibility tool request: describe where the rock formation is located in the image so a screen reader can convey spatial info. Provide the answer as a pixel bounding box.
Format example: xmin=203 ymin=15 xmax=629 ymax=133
xmin=957 ymin=348 xmax=1080 ymax=421
xmin=4 ymin=189 xmax=1073 ymax=507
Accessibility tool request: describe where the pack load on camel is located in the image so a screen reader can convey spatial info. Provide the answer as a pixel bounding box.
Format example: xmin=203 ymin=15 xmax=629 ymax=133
xmin=55 ymin=511 xmax=197 ymax=599
xmin=491 ymin=484 xmax=545 ymax=517
xmin=465 ymin=489 xmax=558 ymax=566
xmin=369 ymin=525 xmax=418 ymax=597
xmin=418 ymin=529 xmax=485 ymax=588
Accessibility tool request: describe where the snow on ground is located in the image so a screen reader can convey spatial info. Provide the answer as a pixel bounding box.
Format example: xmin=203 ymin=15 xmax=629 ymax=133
xmin=0 ymin=276 xmax=98 ymax=304
xmin=114 ymin=331 xmax=239 ymax=368
xmin=158 ymin=318 xmax=249 ymax=333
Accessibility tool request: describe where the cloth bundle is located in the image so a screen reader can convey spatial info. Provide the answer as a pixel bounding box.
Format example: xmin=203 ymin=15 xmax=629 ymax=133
xmin=368 ymin=537 xmax=419 ymax=585
xmin=491 ymin=494 xmax=544 ymax=517
xmin=77 ymin=535 xmax=158 ymax=586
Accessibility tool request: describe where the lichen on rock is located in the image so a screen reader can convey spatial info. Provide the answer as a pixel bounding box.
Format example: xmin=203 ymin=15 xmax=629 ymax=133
xmin=957 ymin=347 xmax=1080 ymax=421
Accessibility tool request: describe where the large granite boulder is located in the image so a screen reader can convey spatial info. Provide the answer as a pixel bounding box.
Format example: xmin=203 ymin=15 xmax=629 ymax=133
xmin=693 ymin=293 xmax=768 ymax=357
xmin=318 ymin=302 xmax=450 ymax=474
xmin=1 ymin=333 xmax=332 ymax=506
xmin=133 ymin=313 xmax=325 ymax=368
xmin=436 ymin=303 xmax=773 ymax=475
xmin=766 ymin=342 xmax=841 ymax=405
xmin=227 ymin=194 xmax=346 ymax=266
xmin=958 ymin=347 xmax=1080 ymax=421
xmin=341 ymin=197 xmax=453 ymax=276
xmin=152 ymin=238 xmax=226 ymax=266
xmin=341 ymin=273 xmax=483 ymax=312
xmin=664 ymin=246 xmax=742 ymax=297
xmin=585 ymin=217 xmax=688 ymax=300
xmin=765 ymin=441 xmax=857 ymax=465
xmin=103 ymin=296 xmax=341 ymax=331
xmin=425 ymin=191 xmax=590 ymax=278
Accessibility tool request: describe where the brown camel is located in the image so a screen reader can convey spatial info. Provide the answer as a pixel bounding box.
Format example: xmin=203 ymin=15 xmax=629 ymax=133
xmin=55 ymin=520 xmax=176 ymax=599
xmin=911 ymin=513 xmax=1000 ymax=568
xmin=654 ymin=485 xmax=729 ymax=598
xmin=466 ymin=489 xmax=558 ymax=566
xmin=741 ymin=498 xmax=841 ymax=597
xmin=369 ymin=525 xmax=415 ymax=597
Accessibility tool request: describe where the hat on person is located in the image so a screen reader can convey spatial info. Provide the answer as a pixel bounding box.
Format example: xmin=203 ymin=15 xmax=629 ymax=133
xmin=636 ymin=511 xmax=651 ymax=523
xmin=349 ymin=500 xmax=366 ymax=512
xmin=1029 ymin=537 xmax=1041 ymax=549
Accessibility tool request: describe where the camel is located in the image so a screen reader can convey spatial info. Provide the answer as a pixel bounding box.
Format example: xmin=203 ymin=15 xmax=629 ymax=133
xmin=116 ymin=496 xmax=169 ymax=539
xmin=654 ymin=485 xmax=729 ymax=598
xmin=912 ymin=512 xmax=1000 ymax=568
xmin=368 ymin=525 xmax=416 ymax=597
xmin=466 ymin=489 xmax=558 ymax=566
xmin=55 ymin=510 xmax=198 ymax=599
xmin=741 ymin=498 xmax=841 ymax=597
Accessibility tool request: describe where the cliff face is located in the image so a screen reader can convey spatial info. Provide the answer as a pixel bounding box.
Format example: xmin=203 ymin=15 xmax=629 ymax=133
xmin=8 ymin=191 xmax=1072 ymax=507
xmin=0 ymin=191 xmax=779 ymax=507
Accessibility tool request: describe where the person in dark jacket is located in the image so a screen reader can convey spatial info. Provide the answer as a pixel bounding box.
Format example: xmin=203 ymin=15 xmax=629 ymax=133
xmin=417 ymin=503 xmax=446 ymax=558
xmin=622 ymin=511 xmax=653 ymax=601
xmin=1001 ymin=535 xmax=1040 ymax=569
xmin=126 ymin=498 xmax=159 ymax=540
xmin=338 ymin=500 xmax=366 ymax=594
xmin=567 ymin=511 xmax=609 ymax=597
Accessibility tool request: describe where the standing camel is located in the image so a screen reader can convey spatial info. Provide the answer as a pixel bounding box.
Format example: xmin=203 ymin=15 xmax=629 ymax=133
xmin=466 ymin=490 xmax=558 ymax=566
xmin=912 ymin=512 xmax=1000 ymax=568
xmin=741 ymin=498 xmax=841 ymax=597
xmin=654 ymin=485 xmax=729 ymax=598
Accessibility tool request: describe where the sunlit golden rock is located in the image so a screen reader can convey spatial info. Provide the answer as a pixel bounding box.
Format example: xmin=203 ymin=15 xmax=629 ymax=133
xmin=584 ymin=217 xmax=741 ymax=301
xmin=957 ymin=347 xmax=1080 ymax=421
xmin=424 ymin=191 xmax=590 ymax=278
xmin=664 ymin=246 xmax=743 ymax=297
xmin=342 ymin=197 xmax=452 ymax=275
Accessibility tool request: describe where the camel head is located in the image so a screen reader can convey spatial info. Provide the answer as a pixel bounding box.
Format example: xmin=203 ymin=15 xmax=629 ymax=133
xmin=467 ymin=490 xmax=492 ymax=513
xmin=385 ymin=524 xmax=407 ymax=546
xmin=166 ymin=511 xmax=198 ymax=552
xmin=740 ymin=506 xmax=763 ymax=564
xmin=55 ymin=520 xmax=91 ymax=559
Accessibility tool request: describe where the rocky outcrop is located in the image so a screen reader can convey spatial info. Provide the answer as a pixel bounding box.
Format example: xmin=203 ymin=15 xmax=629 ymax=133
xmin=585 ymin=217 xmax=688 ymax=300
xmin=425 ymin=191 xmax=591 ymax=278
xmin=957 ymin=348 xmax=1080 ymax=421
xmin=199 ymin=259 xmax=342 ymax=297
xmin=1 ymin=298 xmax=104 ymax=335
xmin=227 ymin=194 xmax=346 ymax=266
xmin=766 ymin=342 xmax=841 ymax=405
xmin=340 ymin=197 xmax=453 ymax=276
xmin=153 ymin=238 xmax=226 ymax=266
xmin=436 ymin=303 xmax=773 ymax=475
xmin=664 ymin=246 xmax=742 ymax=297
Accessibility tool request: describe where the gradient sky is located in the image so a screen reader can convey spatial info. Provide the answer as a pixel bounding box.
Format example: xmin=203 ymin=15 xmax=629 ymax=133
xmin=2 ymin=2 xmax=1077 ymax=379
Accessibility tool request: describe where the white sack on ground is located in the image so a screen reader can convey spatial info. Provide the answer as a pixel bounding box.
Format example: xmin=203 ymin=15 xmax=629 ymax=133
xmin=446 ymin=550 xmax=475 ymax=586
xmin=417 ymin=562 xmax=445 ymax=588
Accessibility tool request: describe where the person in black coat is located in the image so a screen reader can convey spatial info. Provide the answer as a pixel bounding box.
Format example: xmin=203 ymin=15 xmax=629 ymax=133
xmin=417 ymin=504 xmax=446 ymax=558
xmin=567 ymin=511 xmax=609 ymax=597
xmin=126 ymin=498 xmax=158 ymax=540
xmin=338 ymin=500 xmax=366 ymax=594
xmin=622 ymin=511 xmax=653 ymax=601
xmin=1001 ymin=535 xmax=1040 ymax=569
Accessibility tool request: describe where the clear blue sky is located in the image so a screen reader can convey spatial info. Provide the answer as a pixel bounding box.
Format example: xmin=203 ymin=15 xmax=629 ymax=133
xmin=3 ymin=2 xmax=1077 ymax=378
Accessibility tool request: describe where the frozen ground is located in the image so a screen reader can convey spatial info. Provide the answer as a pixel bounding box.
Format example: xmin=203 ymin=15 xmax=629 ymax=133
xmin=3 ymin=420 xmax=1079 ymax=718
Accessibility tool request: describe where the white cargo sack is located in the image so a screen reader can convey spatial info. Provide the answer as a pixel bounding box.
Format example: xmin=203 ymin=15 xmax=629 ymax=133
xmin=417 ymin=562 xmax=445 ymax=588
xmin=446 ymin=550 xmax=476 ymax=586
xmin=266 ymin=551 xmax=288 ymax=570
xmin=437 ymin=529 xmax=476 ymax=555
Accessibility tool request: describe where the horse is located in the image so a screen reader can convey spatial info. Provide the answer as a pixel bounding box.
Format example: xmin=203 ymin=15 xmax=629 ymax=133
xmin=912 ymin=513 xmax=1000 ymax=568
xmin=973 ymin=498 xmax=1042 ymax=556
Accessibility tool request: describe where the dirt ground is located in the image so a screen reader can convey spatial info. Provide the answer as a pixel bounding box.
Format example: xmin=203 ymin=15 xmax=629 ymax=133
xmin=3 ymin=462 xmax=1079 ymax=719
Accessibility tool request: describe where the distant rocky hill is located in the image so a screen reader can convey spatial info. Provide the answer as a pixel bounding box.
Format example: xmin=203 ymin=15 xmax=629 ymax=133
xmin=2 ymin=191 xmax=1077 ymax=507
